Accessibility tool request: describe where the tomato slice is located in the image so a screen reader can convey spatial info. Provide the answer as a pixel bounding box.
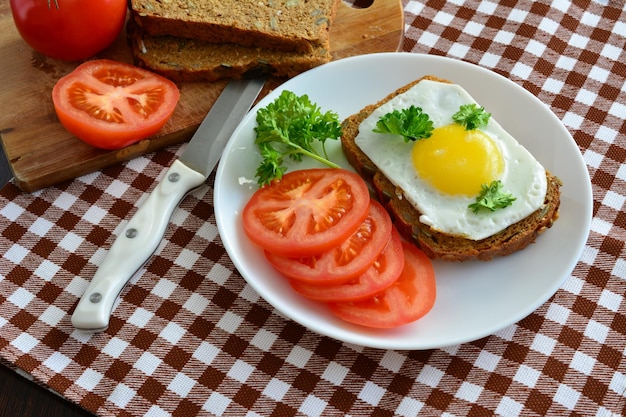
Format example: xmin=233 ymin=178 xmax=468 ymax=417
xmin=265 ymin=199 xmax=392 ymax=285
xmin=242 ymin=168 xmax=371 ymax=258
xmin=52 ymin=60 xmax=180 ymax=149
xmin=289 ymin=227 xmax=404 ymax=302
xmin=328 ymin=242 xmax=436 ymax=328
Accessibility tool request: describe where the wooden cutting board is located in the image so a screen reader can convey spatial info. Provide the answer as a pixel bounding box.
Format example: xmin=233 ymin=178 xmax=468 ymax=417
xmin=0 ymin=0 xmax=403 ymax=192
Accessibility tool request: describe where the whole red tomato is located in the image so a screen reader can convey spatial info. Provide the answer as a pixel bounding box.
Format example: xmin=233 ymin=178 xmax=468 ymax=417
xmin=10 ymin=0 xmax=127 ymax=61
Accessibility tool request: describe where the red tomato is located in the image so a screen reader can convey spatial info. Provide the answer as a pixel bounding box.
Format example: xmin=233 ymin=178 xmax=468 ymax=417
xmin=265 ymin=200 xmax=392 ymax=285
xmin=242 ymin=169 xmax=371 ymax=258
xmin=52 ymin=60 xmax=180 ymax=149
xmin=10 ymin=0 xmax=127 ymax=61
xmin=289 ymin=227 xmax=404 ymax=302
xmin=329 ymin=242 xmax=437 ymax=328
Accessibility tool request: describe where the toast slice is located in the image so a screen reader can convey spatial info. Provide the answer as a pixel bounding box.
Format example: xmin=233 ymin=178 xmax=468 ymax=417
xmin=340 ymin=76 xmax=562 ymax=262
xmin=127 ymin=20 xmax=331 ymax=82
xmin=129 ymin=0 xmax=342 ymax=53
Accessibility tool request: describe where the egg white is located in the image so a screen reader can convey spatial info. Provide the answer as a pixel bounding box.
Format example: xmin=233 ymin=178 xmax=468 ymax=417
xmin=354 ymin=79 xmax=547 ymax=241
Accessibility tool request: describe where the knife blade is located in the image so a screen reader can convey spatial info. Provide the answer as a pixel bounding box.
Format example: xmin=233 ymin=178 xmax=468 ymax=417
xmin=71 ymin=77 xmax=266 ymax=331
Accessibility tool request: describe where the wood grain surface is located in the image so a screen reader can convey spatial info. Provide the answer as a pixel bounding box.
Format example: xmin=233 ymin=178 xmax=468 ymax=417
xmin=0 ymin=0 xmax=403 ymax=193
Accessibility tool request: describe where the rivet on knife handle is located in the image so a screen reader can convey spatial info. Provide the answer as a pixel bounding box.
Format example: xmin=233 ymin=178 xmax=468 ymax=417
xmin=71 ymin=160 xmax=205 ymax=331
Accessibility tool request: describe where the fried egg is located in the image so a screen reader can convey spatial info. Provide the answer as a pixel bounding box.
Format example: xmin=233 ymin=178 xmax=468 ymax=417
xmin=354 ymin=79 xmax=547 ymax=241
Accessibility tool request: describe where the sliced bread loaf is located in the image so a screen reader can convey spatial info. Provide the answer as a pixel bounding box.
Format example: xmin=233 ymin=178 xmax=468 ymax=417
xmin=127 ymin=20 xmax=331 ymax=82
xmin=129 ymin=0 xmax=342 ymax=53
xmin=340 ymin=76 xmax=562 ymax=262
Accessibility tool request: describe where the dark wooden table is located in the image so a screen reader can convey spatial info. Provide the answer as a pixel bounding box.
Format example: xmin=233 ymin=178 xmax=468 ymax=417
xmin=0 ymin=364 xmax=93 ymax=417
xmin=0 ymin=152 xmax=92 ymax=417
xmin=0 ymin=150 xmax=10 ymax=189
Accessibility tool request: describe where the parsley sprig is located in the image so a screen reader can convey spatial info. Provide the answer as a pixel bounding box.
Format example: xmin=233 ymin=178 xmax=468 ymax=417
xmin=468 ymin=180 xmax=516 ymax=213
xmin=254 ymin=91 xmax=341 ymax=186
xmin=453 ymin=103 xmax=491 ymax=130
xmin=373 ymin=105 xmax=433 ymax=142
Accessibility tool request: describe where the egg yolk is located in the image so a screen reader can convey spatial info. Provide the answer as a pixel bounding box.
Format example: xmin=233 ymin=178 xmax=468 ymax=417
xmin=411 ymin=124 xmax=504 ymax=196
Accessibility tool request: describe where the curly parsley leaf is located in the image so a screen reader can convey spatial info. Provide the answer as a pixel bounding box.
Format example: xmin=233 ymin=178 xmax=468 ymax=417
xmin=453 ymin=103 xmax=491 ymax=130
xmin=468 ymin=180 xmax=516 ymax=213
xmin=254 ymin=90 xmax=341 ymax=186
xmin=373 ymin=105 xmax=434 ymax=142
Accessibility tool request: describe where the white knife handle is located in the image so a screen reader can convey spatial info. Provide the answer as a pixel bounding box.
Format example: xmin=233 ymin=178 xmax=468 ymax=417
xmin=71 ymin=160 xmax=206 ymax=331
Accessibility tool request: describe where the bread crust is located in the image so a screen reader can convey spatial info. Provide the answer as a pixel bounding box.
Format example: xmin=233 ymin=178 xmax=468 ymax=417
xmin=129 ymin=0 xmax=342 ymax=53
xmin=340 ymin=76 xmax=562 ymax=262
xmin=127 ymin=20 xmax=331 ymax=82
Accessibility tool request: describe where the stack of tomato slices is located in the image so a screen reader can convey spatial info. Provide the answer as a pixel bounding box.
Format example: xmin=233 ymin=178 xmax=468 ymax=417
xmin=242 ymin=168 xmax=437 ymax=329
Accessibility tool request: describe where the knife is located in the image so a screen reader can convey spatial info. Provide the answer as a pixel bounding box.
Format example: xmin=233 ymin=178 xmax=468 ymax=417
xmin=71 ymin=77 xmax=266 ymax=331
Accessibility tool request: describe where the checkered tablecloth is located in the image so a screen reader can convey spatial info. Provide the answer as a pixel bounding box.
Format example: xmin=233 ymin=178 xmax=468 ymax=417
xmin=1 ymin=1 xmax=625 ymax=416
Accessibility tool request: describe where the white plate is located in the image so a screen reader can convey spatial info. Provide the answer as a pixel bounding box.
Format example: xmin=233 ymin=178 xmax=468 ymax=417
xmin=214 ymin=53 xmax=592 ymax=350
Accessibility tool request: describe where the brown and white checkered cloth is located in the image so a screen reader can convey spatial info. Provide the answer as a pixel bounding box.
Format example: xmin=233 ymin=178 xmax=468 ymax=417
xmin=1 ymin=1 xmax=625 ymax=416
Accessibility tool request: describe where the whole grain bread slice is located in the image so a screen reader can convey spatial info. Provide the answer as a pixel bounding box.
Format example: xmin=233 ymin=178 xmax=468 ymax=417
xmin=127 ymin=20 xmax=331 ymax=82
xmin=340 ymin=76 xmax=562 ymax=262
xmin=129 ymin=0 xmax=341 ymax=53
